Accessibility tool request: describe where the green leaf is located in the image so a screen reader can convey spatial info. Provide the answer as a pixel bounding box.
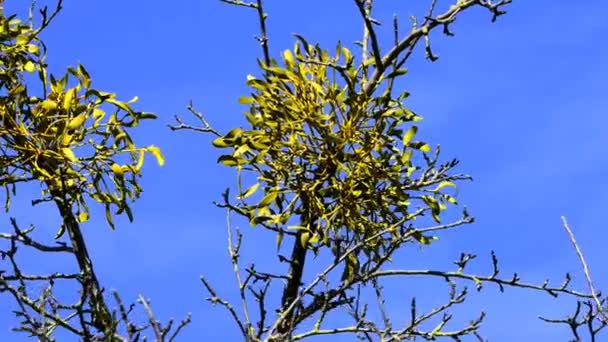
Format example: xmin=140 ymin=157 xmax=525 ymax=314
xmin=250 ymin=216 xmax=272 ymax=226
xmin=276 ymin=229 xmax=284 ymax=251
xmin=341 ymin=253 xmax=360 ymax=283
xmin=138 ymin=112 xmax=158 ymax=120
xmin=386 ymin=68 xmax=408 ymax=78
xmin=105 ymin=205 xmax=116 ymax=230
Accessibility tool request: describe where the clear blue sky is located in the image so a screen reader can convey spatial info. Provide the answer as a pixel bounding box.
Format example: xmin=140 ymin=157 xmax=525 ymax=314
xmin=1 ymin=0 xmax=607 ymax=340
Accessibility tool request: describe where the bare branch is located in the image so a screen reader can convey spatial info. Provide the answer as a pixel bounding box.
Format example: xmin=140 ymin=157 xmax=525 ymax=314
xmin=561 ymin=216 xmax=608 ymax=322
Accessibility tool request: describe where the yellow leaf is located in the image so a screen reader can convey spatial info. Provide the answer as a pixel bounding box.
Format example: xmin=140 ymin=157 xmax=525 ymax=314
xmin=67 ymin=114 xmax=87 ymax=130
xmin=212 ymin=137 xmax=232 ymax=148
xmin=63 ymin=88 xmax=76 ymax=111
xmin=283 ymin=49 xmax=295 ymax=66
xmin=61 ymin=147 xmax=77 ymax=162
xmin=147 ymin=145 xmax=165 ymax=166
xmin=238 ymin=96 xmax=255 ymax=105
xmin=225 ymin=128 xmax=243 ymax=139
xmin=403 ymin=126 xmax=418 ymax=146
xmin=77 ymin=64 xmax=91 ymax=88
xmin=300 ymin=231 xmax=311 ymax=248
xmin=419 ymin=144 xmax=431 ymax=153
xmin=24 ymin=61 xmax=36 ymax=73
xmin=400 ymin=150 xmax=413 ymax=164
xmin=258 ymin=191 xmax=278 ymax=208
xmin=78 ymin=211 xmax=89 ymax=223
xmin=237 ymin=183 xmax=260 ymax=200
xmin=61 ymin=133 xmax=73 ymax=146
xmin=342 ymin=47 xmax=353 ymax=64
xmin=135 ymin=150 xmax=145 ymax=171
xmin=16 ymin=35 xmax=29 ymax=45
xmin=92 ymin=108 xmax=105 ymax=128
xmin=27 ymin=44 xmax=39 ymax=55
xmin=41 ymin=100 xmax=58 ymax=111
xmin=106 ymin=98 xmax=133 ymax=113
xmin=111 ymin=163 xmax=124 ymax=177
xmin=432 ymin=181 xmax=456 ymax=192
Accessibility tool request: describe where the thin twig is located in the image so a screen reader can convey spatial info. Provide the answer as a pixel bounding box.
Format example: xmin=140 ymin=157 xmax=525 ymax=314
xmin=561 ymin=216 xmax=608 ymax=322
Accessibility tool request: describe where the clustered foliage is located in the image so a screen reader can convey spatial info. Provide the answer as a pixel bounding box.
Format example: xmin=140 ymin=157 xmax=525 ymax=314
xmin=0 ymin=2 xmax=189 ymax=341
xmin=1 ymin=0 xmax=607 ymax=341
xmin=213 ymin=39 xmax=466 ymax=262
xmin=0 ymin=3 xmax=163 ymax=230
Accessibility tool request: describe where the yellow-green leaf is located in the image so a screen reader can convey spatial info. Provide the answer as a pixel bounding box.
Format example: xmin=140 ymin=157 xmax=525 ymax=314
xmin=24 ymin=61 xmax=36 ymax=73
xmin=67 ymin=114 xmax=87 ymax=130
xmin=147 ymin=145 xmax=165 ymax=166
xmin=105 ymin=205 xmax=115 ymax=230
xmin=225 ymin=128 xmax=243 ymax=140
xmin=217 ymin=155 xmax=246 ymax=167
xmin=63 ymin=88 xmax=76 ymax=110
xmin=61 ymin=147 xmax=77 ymax=162
xmin=54 ymin=224 xmax=66 ymax=239
xmin=41 ymin=100 xmax=58 ymax=111
xmin=300 ymin=231 xmax=311 ymax=248
xmin=27 ymin=44 xmax=39 ymax=55
xmin=432 ymin=181 xmax=456 ymax=193
xmin=106 ymin=98 xmax=133 ymax=113
xmin=111 ymin=163 xmax=124 ymax=177
xmin=342 ymin=47 xmax=353 ymax=64
xmin=135 ymin=150 xmax=145 ymax=171
xmin=211 ymin=137 xmax=232 ymax=148
xmin=238 ymin=96 xmax=255 ymax=105
xmin=77 ymin=211 xmax=89 ymax=223
xmin=400 ymin=150 xmax=413 ymax=164
xmin=258 ymin=190 xmax=278 ymax=208
xmin=276 ymin=230 xmax=284 ymax=251
xmin=403 ymin=126 xmax=418 ymax=146
xmin=283 ymin=49 xmax=295 ymax=66
xmin=237 ymin=183 xmax=260 ymax=200
xmin=78 ymin=64 xmax=91 ymax=88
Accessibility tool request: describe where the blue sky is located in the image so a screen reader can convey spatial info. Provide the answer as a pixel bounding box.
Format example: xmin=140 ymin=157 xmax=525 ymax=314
xmin=1 ymin=0 xmax=607 ymax=340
